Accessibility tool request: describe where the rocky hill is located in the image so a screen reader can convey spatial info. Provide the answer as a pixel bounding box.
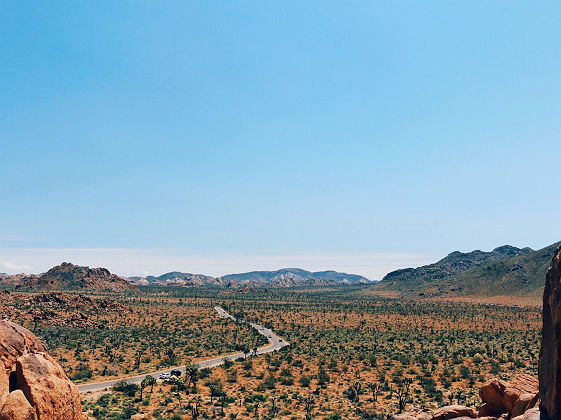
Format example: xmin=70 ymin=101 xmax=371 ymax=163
xmin=220 ymin=268 xmax=370 ymax=287
xmin=16 ymin=262 xmax=137 ymax=292
xmin=128 ymin=271 xmax=223 ymax=287
xmin=372 ymin=243 xmax=558 ymax=298
xmin=378 ymin=245 xmax=533 ymax=292
xmin=418 ymin=242 xmax=560 ymax=298
xmin=0 ymin=272 xmax=35 ymax=287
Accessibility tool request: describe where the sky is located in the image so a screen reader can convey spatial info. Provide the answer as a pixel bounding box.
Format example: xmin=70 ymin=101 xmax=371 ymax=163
xmin=1 ymin=2 xmax=560 ymax=279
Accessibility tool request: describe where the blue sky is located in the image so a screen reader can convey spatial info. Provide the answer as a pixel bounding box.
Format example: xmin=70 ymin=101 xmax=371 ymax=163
xmin=1 ymin=2 xmax=560 ymax=278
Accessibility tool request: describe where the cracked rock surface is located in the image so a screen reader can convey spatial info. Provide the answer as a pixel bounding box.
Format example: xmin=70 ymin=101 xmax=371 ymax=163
xmin=0 ymin=319 xmax=86 ymax=420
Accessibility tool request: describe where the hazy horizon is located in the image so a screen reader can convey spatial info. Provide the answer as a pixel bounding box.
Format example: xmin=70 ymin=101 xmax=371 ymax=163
xmin=0 ymin=240 xmax=555 ymax=280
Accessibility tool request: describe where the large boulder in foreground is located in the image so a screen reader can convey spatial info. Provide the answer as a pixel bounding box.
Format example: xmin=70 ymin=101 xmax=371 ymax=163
xmin=540 ymin=244 xmax=561 ymax=420
xmin=478 ymin=374 xmax=539 ymax=417
xmin=0 ymin=319 xmax=86 ymax=419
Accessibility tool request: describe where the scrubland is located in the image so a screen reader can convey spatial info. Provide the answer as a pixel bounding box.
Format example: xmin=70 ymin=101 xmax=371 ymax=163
xmin=3 ymin=286 xmax=540 ymax=419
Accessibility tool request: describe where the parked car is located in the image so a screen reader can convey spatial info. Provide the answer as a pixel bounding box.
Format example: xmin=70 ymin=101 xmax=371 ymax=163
xmin=159 ymin=372 xmax=171 ymax=380
xmin=170 ymin=369 xmax=182 ymax=377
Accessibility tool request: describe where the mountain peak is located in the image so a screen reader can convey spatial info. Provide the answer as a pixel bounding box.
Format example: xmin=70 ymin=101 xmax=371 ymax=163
xmin=18 ymin=262 xmax=136 ymax=292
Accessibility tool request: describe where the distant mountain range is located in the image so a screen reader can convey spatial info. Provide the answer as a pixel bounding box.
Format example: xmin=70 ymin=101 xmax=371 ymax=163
xmin=129 ymin=268 xmax=371 ymax=288
xmin=221 ymin=268 xmax=370 ymax=287
xmin=371 ymin=242 xmax=560 ymax=298
xmin=128 ymin=272 xmax=222 ymax=287
xmin=2 ymin=241 xmax=558 ymax=297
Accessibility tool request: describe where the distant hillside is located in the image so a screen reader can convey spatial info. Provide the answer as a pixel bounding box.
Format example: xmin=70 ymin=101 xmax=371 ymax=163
xmin=17 ymin=262 xmax=137 ymax=292
xmin=421 ymin=242 xmax=560 ymax=298
xmin=0 ymin=272 xmax=33 ymax=287
xmin=377 ymin=245 xmax=533 ymax=293
xmin=372 ymin=243 xmax=559 ymax=298
xmin=220 ymin=268 xmax=370 ymax=287
xmin=128 ymin=272 xmax=223 ymax=287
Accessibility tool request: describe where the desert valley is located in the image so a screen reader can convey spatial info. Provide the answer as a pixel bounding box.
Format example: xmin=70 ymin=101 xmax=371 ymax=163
xmin=3 ymin=3 xmax=559 ymax=419
xmin=1 ymin=242 xmax=560 ymax=419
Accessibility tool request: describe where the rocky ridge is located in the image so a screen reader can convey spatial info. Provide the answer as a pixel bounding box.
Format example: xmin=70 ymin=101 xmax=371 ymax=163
xmin=378 ymin=245 xmax=534 ymax=292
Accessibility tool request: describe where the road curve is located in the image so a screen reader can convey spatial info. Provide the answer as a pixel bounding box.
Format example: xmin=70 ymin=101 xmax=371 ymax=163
xmin=78 ymin=306 xmax=289 ymax=394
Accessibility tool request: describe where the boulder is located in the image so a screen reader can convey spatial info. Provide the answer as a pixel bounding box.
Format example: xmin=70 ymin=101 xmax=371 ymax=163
xmin=539 ymin=244 xmax=561 ymax=420
xmin=392 ymin=405 xmax=476 ymax=420
xmin=479 ymin=374 xmax=538 ymax=415
xmin=0 ymin=319 xmax=86 ymax=419
xmin=479 ymin=378 xmax=507 ymax=414
xmin=392 ymin=409 xmax=433 ymax=420
xmin=431 ymin=405 xmax=477 ymax=420
xmin=511 ymin=407 xmax=541 ymax=420
xmin=511 ymin=393 xmax=538 ymax=418
xmin=0 ymin=390 xmax=35 ymax=420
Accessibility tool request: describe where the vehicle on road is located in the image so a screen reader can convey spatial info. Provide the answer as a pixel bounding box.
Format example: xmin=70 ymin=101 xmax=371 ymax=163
xmin=159 ymin=372 xmax=171 ymax=380
xmin=171 ymin=369 xmax=182 ymax=377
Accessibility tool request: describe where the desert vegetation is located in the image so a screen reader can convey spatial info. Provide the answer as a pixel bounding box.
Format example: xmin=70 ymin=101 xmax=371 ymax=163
xmin=3 ymin=286 xmax=540 ymax=419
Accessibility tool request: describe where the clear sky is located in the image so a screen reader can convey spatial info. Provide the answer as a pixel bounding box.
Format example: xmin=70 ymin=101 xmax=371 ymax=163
xmin=1 ymin=2 xmax=560 ymax=279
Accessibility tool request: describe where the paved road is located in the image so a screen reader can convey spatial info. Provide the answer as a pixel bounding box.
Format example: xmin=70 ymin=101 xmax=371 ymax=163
xmin=78 ymin=306 xmax=289 ymax=394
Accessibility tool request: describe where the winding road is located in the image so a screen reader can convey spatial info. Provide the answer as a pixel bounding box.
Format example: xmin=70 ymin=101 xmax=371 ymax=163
xmin=78 ymin=306 xmax=289 ymax=394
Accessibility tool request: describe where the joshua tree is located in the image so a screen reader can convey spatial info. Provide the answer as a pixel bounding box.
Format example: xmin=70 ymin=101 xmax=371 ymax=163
xmin=190 ymin=396 xmax=201 ymax=419
xmin=269 ymin=397 xmax=278 ymax=417
xmin=219 ymin=392 xmax=227 ymax=416
xmin=140 ymin=375 xmax=155 ymax=400
xmin=185 ymin=364 xmax=199 ymax=390
xmin=396 ymin=378 xmax=413 ymax=413
xmin=368 ymin=382 xmax=380 ymax=401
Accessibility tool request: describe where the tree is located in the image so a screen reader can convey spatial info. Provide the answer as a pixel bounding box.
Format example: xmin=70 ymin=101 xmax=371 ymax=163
xmin=299 ymin=375 xmax=311 ymax=387
xmin=164 ymin=348 xmax=177 ymax=366
xmin=207 ymin=380 xmax=223 ymax=404
xmin=219 ymin=392 xmax=227 ymax=416
xmin=396 ymin=378 xmax=413 ymax=413
xmin=139 ymin=376 xmax=154 ymax=401
xmin=263 ymin=374 xmax=276 ymax=390
xmin=317 ymin=367 xmax=330 ymax=385
xmin=368 ymin=382 xmax=380 ymax=401
xmin=185 ymin=364 xmax=199 ymax=391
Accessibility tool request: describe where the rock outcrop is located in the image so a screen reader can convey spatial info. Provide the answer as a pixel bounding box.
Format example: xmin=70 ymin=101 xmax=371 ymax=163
xmin=18 ymin=262 xmax=136 ymax=292
xmin=394 ymin=374 xmax=540 ymax=420
xmin=539 ymin=244 xmax=561 ymax=420
xmin=0 ymin=319 xmax=86 ymax=419
xmin=477 ymin=374 xmax=539 ymax=417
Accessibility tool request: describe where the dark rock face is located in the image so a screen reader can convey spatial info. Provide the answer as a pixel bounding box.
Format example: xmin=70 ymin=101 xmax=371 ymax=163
xmin=539 ymin=245 xmax=561 ymax=419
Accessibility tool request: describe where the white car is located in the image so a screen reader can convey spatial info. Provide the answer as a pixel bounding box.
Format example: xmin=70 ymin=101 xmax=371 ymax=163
xmin=159 ymin=372 xmax=171 ymax=380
